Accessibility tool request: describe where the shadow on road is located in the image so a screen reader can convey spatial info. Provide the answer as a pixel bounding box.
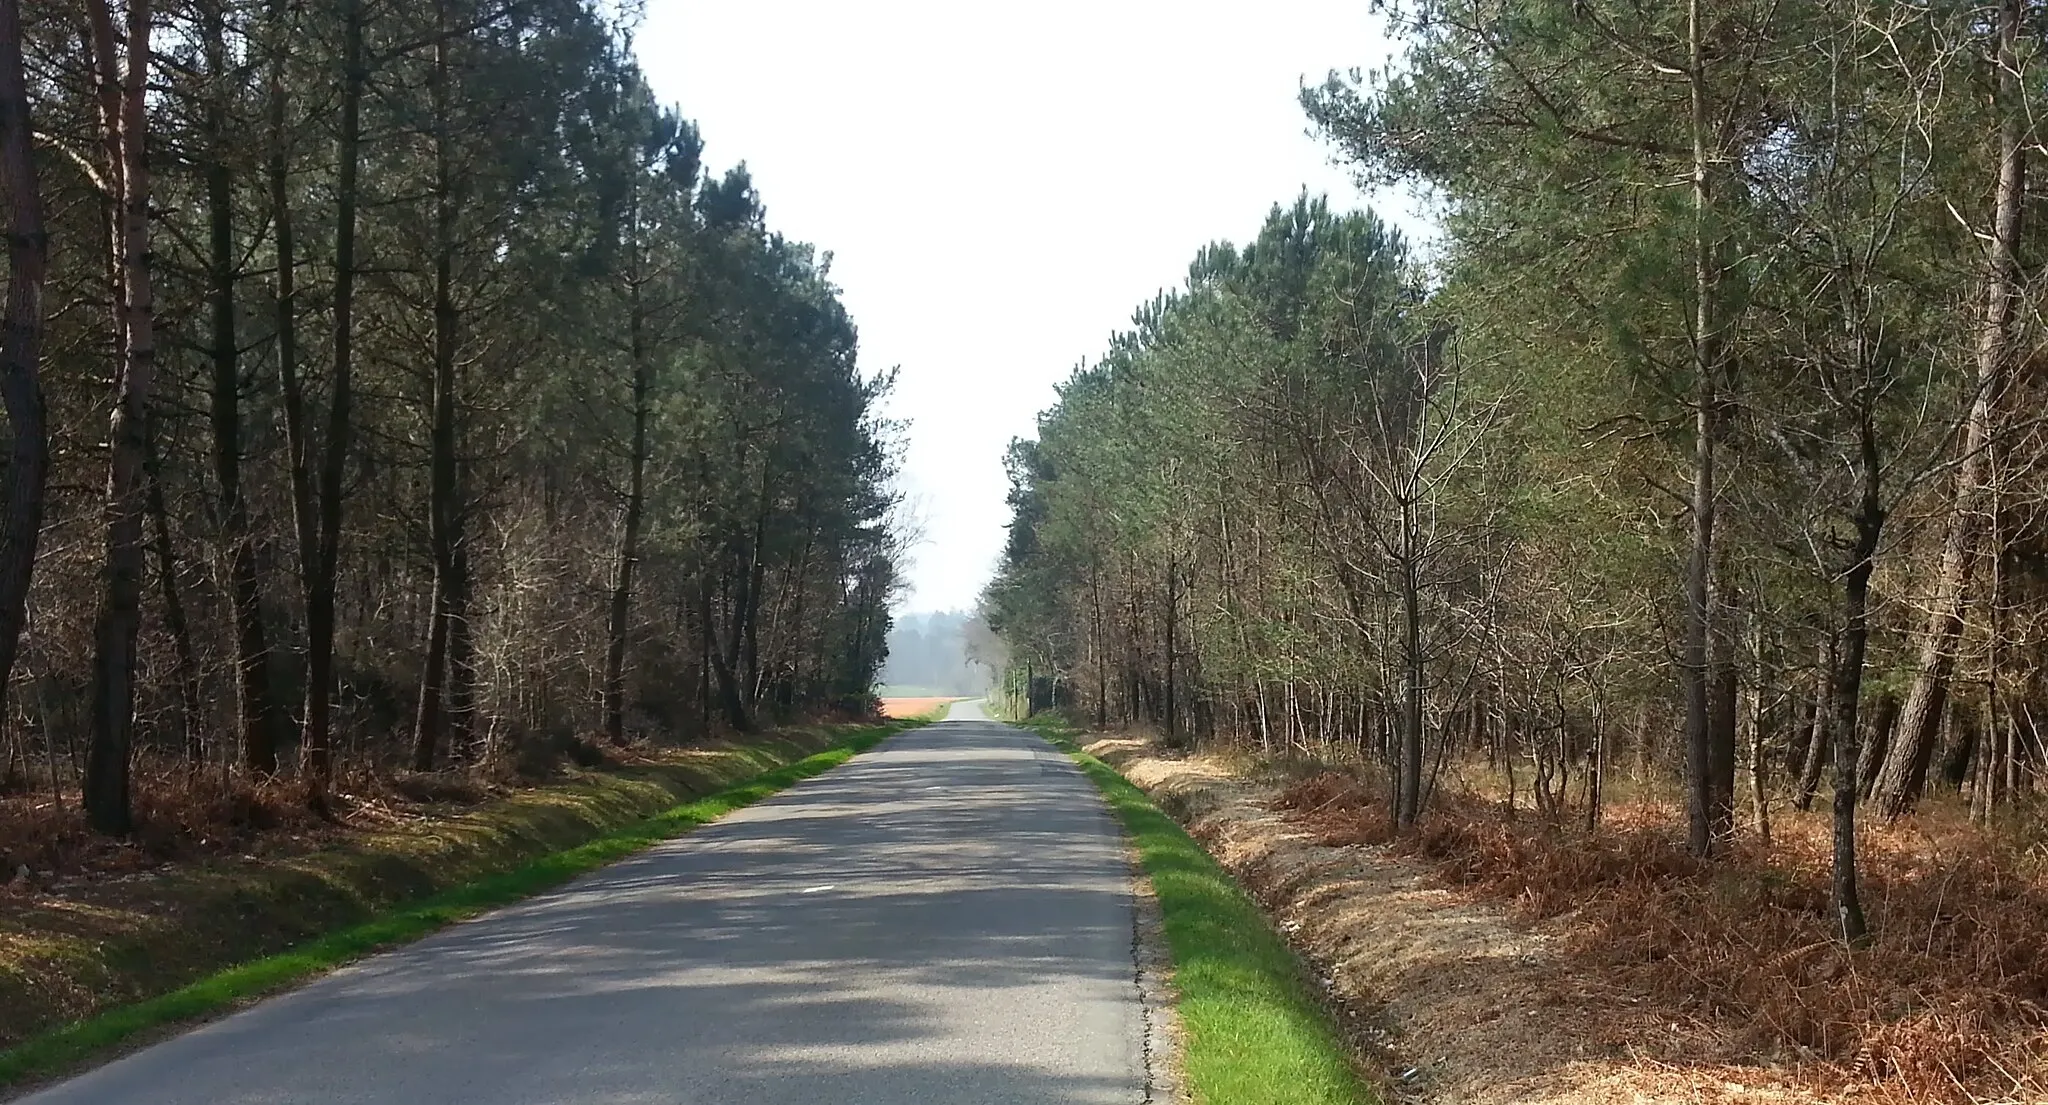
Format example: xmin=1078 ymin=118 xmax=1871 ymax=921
xmin=24 ymin=718 xmax=1143 ymax=1105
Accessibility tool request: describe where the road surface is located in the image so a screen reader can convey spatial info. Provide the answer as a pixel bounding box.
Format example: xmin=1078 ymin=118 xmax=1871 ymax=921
xmin=21 ymin=701 xmax=1145 ymax=1104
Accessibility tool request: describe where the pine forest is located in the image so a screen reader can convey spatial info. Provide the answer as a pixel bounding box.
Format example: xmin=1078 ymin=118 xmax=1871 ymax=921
xmin=986 ymin=0 xmax=2048 ymax=1097
xmin=0 ymin=0 xmax=898 ymax=843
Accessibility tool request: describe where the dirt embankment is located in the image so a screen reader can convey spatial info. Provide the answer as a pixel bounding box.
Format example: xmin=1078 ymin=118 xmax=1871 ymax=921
xmin=0 ymin=726 xmax=859 ymax=1051
xmin=1089 ymin=736 xmax=1844 ymax=1105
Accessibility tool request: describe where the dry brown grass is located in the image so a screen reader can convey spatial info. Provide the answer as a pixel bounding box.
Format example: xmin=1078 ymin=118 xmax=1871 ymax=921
xmin=1274 ymin=768 xmax=2048 ymax=1103
xmin=0 ymin=727 xmax=652 ymax=884
xmin=0 ymin=772 xmax=336 ymax=881
xmin=1097 ymin=739 xmax=1808 ymax=1104
xmin=0 ymin=761 xmax=538 ymax=882
xmin=0 ymin=727 xmax=850 ymax=1051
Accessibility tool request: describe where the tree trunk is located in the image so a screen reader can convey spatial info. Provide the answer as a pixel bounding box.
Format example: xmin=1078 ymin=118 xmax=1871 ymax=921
xmin=711 ymin=561 xmax=755 ymax=732
xmin=1164 ymin=552 xmax=1179 ymax=748
xmin=697 ymin=566 xmax=713 ymax=735
xmin=1091 ymin=563 xmax=1107 ymax=728
xmin=1585 ymin=697 xmax=1604 ymax=831
xmin=412 ymin=12 xmax=461 ymax=773
xmin=83 ymin=0 xmax=157 ymax=836
xmin=1746 ymin=655 xmax=1769 ymax=843
xmin=1397 ymin=501 xmax=1424 ymax=831
xmin=1873 ymin=0 xmax=2024 ymax=819
xmin=1857 ymin=692 xmax=1897 ymax=798
xmin=146 ymin=437 xmax=205 ymax=766
xmin=1682 ymin=0 xmax=1721 ymax=858
xmin=445 ymin=541 xmax=474 ymax=759
xmin=1708 ymin=568 xmax=1739 ymax=843
xmin=411 ymin=570 xmax=449 ymax=771
xmin=1786 ymin=695 xmax=1814 ymax=776
xmin=1940 ymin=706 xmax=1977 ymax=789
xmin=205 ymin=0 xmax=286 ymax=775
xmin=743 ymin=530 xmax=766 ymax=709
xmin=304 ymin=0 xmax=365 ymax=780
xmin=1972 ymin=697 xmax=2000 ymax=823
xmin=1826 ymin=420 xmax=1882 ymax=945
xmin=1500 ymin=695 xmax=1517 ymax=817
xmin=601 ymin=265 xmax=651 ymax=743
xmin=0 ymin=0 xmax=51 ymax=746
xmin=1794 ymin=639 xmax=1831 ymax=811
xmin=1977 ymin=481 xmax=2007 ymax=824
xmin=267 ymin=0 xmax=318 ymax=740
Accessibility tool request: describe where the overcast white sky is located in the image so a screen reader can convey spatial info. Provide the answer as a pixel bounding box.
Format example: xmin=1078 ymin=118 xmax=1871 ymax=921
xmin=639 ymin=0 xmax=1414 ymax=615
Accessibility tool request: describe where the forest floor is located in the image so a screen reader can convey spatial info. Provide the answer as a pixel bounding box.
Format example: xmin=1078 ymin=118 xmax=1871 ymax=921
xmin=0 ymin=721 xmax=899 ymax=1056
xmin=1077 ymin=730 xmax=2048 ymax=1105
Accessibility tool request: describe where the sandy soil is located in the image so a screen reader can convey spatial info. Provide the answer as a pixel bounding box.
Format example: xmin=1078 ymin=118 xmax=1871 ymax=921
xmin=1087 ymin=736 xmax=1840 ymax=1105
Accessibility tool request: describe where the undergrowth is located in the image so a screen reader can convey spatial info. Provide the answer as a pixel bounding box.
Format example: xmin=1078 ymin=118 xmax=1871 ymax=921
xmin=0 ymin=730 xmax=621 ymax=879
xmin=1275 ymin=769 xmax=2048 ymax=1103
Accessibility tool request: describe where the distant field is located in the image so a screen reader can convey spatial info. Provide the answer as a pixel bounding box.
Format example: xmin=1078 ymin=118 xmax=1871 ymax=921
xmin=879 ymin=697 xmax=962 ymax=719
xmin=874 ymin=685 xmax=957 ymax=699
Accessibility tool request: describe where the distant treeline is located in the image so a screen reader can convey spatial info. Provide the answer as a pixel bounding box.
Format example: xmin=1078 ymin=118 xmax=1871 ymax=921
xmin=879 ymin=612 xmax=993 ymax=697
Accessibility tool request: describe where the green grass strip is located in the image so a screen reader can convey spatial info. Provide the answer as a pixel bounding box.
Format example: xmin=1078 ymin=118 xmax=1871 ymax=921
xmin=0 ymin=719 xmax=918 ymax=1091
xmin=1017 ymin=714 xmax=1374 ymax=1105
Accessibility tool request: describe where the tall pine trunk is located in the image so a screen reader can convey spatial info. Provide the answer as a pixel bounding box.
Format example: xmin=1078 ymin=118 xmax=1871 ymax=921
xmin=1794 ymin=638 xmax=1832 ymax=811
xmin=1396 ymin=497 xmax=1423 ymax=831
xmin=83 ymin=0 xmax=157 ymax=835
xmin=1708 ymin=564 xmax=1739 ymax=842
xmin=204 ymin=0 xmax=286 ymax=775
xmin=0 ymin=0 xmax=51 ymax=746
xmin=267 ymin=0 xmax=320 ymax=762
xmin=1745 ymin=635 xmax=1770 ymax=842
xmin=1682 ymin=0 xmax=1722 ymax=858
xmin=602 ymin=261 xmax=651 ymax=744
xmin=1827 ymin=414 xmax=1883 ymax=944
xmin=445 ymin=541 xmax=473 ymax=758
xmin=146 ymin=436 xmax=205 ymax=765
xmin=710 ymin=534 xmax=757 ymax=732
xmin=742 ymin=513 xmax=766 ymax=708
xmin=304 ymin=0 xmax=364 ymax=779
xmin=413 ymin=10 xmax=462 ymax=772
xmin=1873 ymin=0 xmax=2024 ymax=819
xmin=1163 ymin=551 xmax=1179 ymax=749
xmin=1856 ymin=693 xmax=1896 ymax=797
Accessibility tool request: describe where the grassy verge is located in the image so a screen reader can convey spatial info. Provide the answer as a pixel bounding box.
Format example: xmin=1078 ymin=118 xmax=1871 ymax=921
xmin=0 ymin=718 xmax=920 ymax=1092
xmin=1014 ymin=712 xmax=1373 ymax=1105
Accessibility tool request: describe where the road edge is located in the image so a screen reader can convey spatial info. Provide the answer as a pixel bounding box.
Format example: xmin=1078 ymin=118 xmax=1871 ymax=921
xmin=977 ymin=698 xmax=1186 ymax=1101
xmin=0 ymin=717 xmax=929 ymax=1100
xmin=1015 ymin=710 xmax=1377 ymax=1105
xmin=1130 ymin=841 xmax=1190 ymax=1103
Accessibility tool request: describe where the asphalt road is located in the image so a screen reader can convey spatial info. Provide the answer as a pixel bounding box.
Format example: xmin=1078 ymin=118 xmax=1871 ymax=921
xmin=21 ymin=701 xmax=1144 ymax=1104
